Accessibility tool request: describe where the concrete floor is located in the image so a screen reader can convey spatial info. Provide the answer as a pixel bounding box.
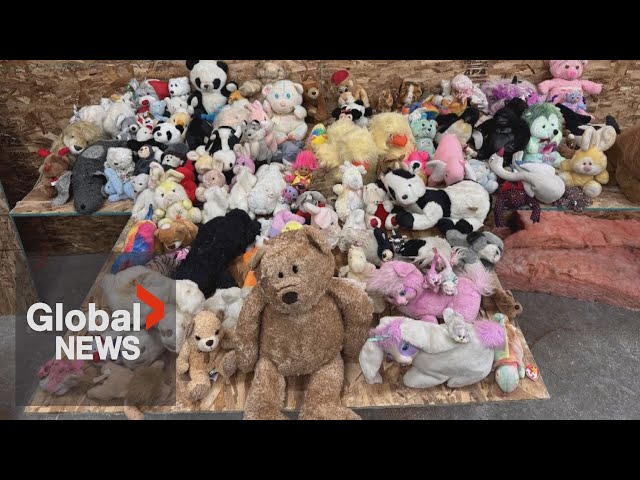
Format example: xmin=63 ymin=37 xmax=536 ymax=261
xmin=2 ymin=253 xmax=639 ymax=420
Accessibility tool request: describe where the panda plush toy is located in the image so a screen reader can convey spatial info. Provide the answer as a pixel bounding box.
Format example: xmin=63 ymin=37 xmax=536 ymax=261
xmin=186 ymin=60 xmax=238 ymax=116
xmin=379 ymin=169 xmax=490 ymax=233
xmin=153 ymin=122 xmax=185 ymax=145
xmin=331 ymin=100 xmax=373 ymax=128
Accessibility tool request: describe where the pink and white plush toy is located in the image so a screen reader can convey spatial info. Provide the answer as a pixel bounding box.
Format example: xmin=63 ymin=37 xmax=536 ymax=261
xmin=246 ymin=100 xmax=277 ymax=153
xmin=426 ymin=134 xmax=467 ymax=186
xmin=262 ymin=80 xmax=308 ymax=144
xmin=304 ymin=202 xmax=341 ymax=247
xmin=537 ymin=60 xmax=602 ymax=119
xmin=366 ymin=260 xmax=494 ymax=324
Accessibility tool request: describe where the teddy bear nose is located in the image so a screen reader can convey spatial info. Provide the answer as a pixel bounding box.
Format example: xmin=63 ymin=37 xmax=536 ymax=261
xmin=553 ymin=129 xmax=559 ymax=135
xmin=282 ymin=291 xmax=298 ymax=304
xmin=402 ymin=194 xmax=408 ymax=200
xmin=73 ymin=145 xmax=82 ymax=151
xmin=206 ymin=339 xmax=214 ymax=346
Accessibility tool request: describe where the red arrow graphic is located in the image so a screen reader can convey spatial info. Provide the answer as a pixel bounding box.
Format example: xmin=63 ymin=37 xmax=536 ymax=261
xmin=136 ymin=284 xmax=165 ymax=330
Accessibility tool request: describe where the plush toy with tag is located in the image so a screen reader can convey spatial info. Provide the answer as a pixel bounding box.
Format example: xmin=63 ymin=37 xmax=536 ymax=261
xmin=37 ymin=147 xmax=73 ymax=206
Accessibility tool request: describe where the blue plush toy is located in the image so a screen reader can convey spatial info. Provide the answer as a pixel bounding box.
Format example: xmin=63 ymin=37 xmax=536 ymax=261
xmin=101 ymin=147 xmax=136 ymax=202
xmin=150 ymin=99 xmax=168 ymax=122
xmin=409 ymin=115 xmax=437 ymax=157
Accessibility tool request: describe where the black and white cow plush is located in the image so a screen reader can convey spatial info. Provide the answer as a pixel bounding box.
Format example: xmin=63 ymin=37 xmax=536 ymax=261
xmin=378 ymin=169 xmax=490 ymax=233
xmin=186 ymin=60 xmax=238 ymax=116
xmin=205 ymin=125 xmax=242 ymax=183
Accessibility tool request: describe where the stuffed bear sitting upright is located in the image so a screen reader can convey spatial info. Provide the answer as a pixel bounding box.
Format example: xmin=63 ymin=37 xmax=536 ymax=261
xmin=262 ymin=80 xmax=308 ymax=145
xmin=186 ymin=60 xmax=238 ymax=117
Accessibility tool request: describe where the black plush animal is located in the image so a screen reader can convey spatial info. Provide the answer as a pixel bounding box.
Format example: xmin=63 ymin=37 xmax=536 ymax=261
xmin=127 ymin=140 xmax=166 ymax=175
xmin=476 ymin=98 xmax=530 ymax=165
xmin=185 ymin=115 xmax=214 ymax=151
xmin=331 ymin=100 xmax=373 ymax=126
xmin=72 ymin=140 xmax=127 ymax=214
xmin=174 ymin=209 xmax=261 ymax=297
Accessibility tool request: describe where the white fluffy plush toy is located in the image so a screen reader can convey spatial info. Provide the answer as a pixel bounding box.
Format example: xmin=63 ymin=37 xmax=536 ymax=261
xmin=333 ymin=161 xmax=366 ymax=222
xmin=172 ymin=279 xmax=206 ymax=353
xmin=228 ymin=166 xmax=258 ymax=217
xmin=247 ymin=163 xmax=287 ymax=217
xmin=262 ymin=80 xmax=308 ymax=144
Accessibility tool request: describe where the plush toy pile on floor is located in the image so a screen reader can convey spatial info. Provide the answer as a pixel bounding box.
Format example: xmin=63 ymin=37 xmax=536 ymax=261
xmin=35 ymin=60 xmax=627 ymax=420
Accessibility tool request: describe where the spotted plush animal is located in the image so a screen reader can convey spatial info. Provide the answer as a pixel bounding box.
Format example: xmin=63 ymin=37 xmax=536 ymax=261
xmin=552 ymin=186 xmax=593 ymax=213
xmin=494 ymin=181 xmax=541 ymax=228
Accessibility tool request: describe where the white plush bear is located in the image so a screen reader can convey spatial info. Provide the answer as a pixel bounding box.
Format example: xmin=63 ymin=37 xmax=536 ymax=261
xmin=333 ymin=161 xmax=366 ymax=222
xmin=168 ymin=76 xmax=191 ymax=99
xmin=262 ymin=80 xmax=308 ymax=144
xmin=362 ymin=182 xmax=395 ymax=230
xmin=204 ymin=287 xmax=252 ymax=333
xmin=165 ymin=96 xmax=192 ymax=116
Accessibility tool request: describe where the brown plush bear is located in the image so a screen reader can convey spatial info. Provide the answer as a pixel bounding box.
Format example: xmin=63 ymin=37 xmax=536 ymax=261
xmin=154 ymin=218 xmax=198 ymax=252
xmin=37 ymin=149 xmax=72 ymax=204
xmin=235 ymin=226 xmax=374 ymax=420
xmin=177 ymin=310 xmax=237 ymax=402
xmin=302 ymin=79 xmax=329 ymax=123
xmin=606 ymin=124 xmax=640 ymax=204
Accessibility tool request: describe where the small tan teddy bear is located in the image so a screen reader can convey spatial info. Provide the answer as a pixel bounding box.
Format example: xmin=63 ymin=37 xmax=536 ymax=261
xmin=176 ymin=310 xmax=237 ymax=402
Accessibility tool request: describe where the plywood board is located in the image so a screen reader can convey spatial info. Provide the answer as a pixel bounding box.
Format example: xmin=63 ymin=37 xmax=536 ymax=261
xmin=25 ymin=217 xmax=548 ymax=414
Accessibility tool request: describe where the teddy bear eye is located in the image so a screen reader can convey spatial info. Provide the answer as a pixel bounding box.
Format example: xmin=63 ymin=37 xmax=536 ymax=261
xmin=278 ymin=272 xmax=284 ymax=278
xmin=275 ymin=94 xmax=280 ymax=99
xmin=195 ymin=335 xmax=201 ymax=340
xmin=565 ymin=65 xmax=570 ymax=69
xmin=286 ymin=93 xmax=291 ymax=99
xmin=292 ymin=265 xmax=299 ymax=273
xmin=215 ymin=330 xmax=220 ymax=335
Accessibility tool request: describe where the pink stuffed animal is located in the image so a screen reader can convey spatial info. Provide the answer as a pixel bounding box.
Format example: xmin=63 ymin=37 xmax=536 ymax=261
xmin=367 ymin=261 xmax=493 ymax=324
xmin=304 ymin=202 xmax=341 ymax=247
xmin=537 ymin=61 xmax=602 ymax=120
xmin=426 ymin=134 xmax=466 ymax=186
xmin=269 ymin=210 xmax=306 ymax=237
xmin=246 ymin=100 xmax=277 ymax=153
xmin=403 ymin=150 xmax=430 ymax=183
xmin=230 ymin=152 xmax=256 ymax=188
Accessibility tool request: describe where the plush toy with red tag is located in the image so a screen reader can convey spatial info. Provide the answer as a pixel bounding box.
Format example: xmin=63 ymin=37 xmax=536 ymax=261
xmin=37 ymin=147 xmax=73 ymax=206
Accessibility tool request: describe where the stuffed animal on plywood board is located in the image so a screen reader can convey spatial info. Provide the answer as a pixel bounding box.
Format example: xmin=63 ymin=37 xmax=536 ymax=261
xmin=234 ymin=226 xmax=373 ymax=420
xmin=302 ymin=78 xmax=329 ymax=123
xmin=36 ymin=147 xmax=73 ymax=206
xmin=177 ymin=310 xmax=237 ymax=402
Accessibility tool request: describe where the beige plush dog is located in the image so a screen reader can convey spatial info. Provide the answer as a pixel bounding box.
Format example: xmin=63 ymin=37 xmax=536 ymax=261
xmin=51 ymin=121 xmax=103 ymax=158
xmin=177 ymin=310 xmax=237 ymax=402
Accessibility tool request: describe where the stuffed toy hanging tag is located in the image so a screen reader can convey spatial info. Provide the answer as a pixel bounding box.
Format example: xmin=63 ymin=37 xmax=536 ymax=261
xmin=525 ymin=364 xmax=540 ymax=381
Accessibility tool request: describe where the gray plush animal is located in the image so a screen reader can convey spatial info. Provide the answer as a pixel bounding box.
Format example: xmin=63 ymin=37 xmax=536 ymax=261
xmin=116 ymin=116 xmax=140 ymax=141
xmin=359 ymin=310 xmax=505 ymax=388
xmin=271 ymin=140 xmax=305 ymax=165
xmin=72 ymin=140 xmax=127 ymax=214
xmin=241 ymin=120 xmax=272 ymax=164
xmin=51 ymin=172 xmax=73 ymax=207
xmin=446 ymin=230 xmax=504 ymax=270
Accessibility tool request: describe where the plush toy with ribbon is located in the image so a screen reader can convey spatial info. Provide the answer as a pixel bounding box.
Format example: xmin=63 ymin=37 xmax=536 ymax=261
xmin=37 ymin=147 xmax=73 ymax=206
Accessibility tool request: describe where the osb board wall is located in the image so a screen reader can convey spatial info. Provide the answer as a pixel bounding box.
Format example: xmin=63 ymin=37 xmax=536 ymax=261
xmin=14 ymin=215 xmax=130 ymax=254
xmin=1 ymin=59 xmax=639 ymax=206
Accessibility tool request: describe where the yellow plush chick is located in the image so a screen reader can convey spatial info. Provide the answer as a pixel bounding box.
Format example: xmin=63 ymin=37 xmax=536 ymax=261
xmin=369 ymin=112 xmax=416 ymax=174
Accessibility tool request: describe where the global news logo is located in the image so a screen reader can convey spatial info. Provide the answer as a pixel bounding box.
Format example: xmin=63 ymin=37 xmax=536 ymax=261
xmin=26 ymin=285 xmax=164 ymax=361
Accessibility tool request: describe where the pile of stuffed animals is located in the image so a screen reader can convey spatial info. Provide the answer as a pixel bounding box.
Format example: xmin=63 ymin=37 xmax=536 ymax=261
xmin=36 ymin=59 xmax=633 ymax=420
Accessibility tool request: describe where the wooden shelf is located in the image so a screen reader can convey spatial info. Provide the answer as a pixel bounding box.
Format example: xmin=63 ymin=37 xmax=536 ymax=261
xmin=24 ymin=218 xmax=548 ymax=415
xmin=542 ymin=186 xmax=640 ymax=212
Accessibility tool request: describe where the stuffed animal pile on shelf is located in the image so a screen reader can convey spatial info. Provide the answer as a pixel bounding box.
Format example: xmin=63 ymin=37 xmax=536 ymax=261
xmin=38 ymin=58 xmax=624 ymax=420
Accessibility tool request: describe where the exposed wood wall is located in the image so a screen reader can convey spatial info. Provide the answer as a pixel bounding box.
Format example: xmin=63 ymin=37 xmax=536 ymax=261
xmin=1 ymin=59 xmax=638 ymax=207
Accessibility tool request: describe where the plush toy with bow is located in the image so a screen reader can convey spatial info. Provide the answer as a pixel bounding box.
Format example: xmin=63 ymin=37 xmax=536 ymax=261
xmin=37 ymin=147 xmax=73 ymax=206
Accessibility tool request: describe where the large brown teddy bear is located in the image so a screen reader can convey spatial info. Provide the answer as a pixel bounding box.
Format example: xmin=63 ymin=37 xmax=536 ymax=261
xmin=235 ymin=226 xmax=374 ymax=420
xmin=177 ymin=310 xmax=237 ymax=402
xmin=606 ymin=124 xmax=640 ymax=204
